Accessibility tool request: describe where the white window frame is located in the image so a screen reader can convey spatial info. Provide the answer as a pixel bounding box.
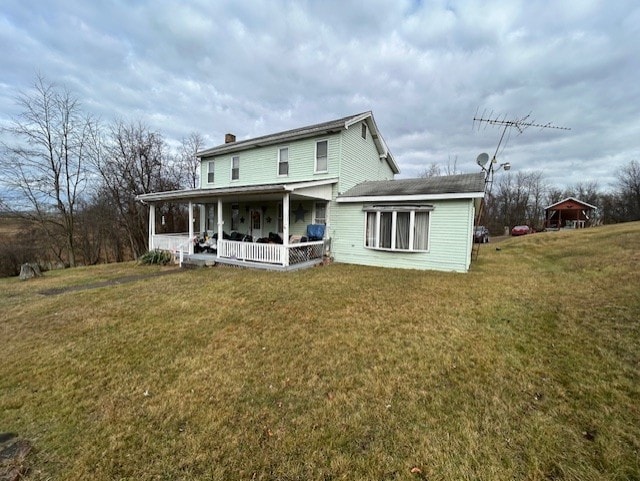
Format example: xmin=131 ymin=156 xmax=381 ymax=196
xmin=278 ymin=147 xmax=289 ymax=177
xmin=207 ymin=161 xmax=215 ymax=184
xmin=313 ymin=202 xmax=327 ymax=225
xmin=361 ymin=123 xmax=367 ymax=139
xmin=363 ymin=206 xmax=432 ymax=253
xmin=314 ymin=140 xmax=328 ymax=174
xmin=231 ymin=156 xmax=240 ymax=181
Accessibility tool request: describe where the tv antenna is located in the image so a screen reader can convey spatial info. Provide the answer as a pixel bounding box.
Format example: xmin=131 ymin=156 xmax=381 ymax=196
xmin=471 ymin=109 xmax=570 ymax=260
xmin=473 ymin=109 xmax=571 ymax=175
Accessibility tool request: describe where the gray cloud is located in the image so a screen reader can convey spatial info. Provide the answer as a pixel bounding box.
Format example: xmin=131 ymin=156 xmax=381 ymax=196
xmin=1 ymin=0 xmax=639 ymax=189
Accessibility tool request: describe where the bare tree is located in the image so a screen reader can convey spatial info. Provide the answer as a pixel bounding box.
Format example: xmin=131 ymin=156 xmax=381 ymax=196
xmin=545 ymin=187 xmax=564 ymax=207
xmin=91 ymin=120 xmax=179 ymax=257
xmin=444 ymin=155 xmax=460 ymax=175
xmin=419 ymin=155 xmax=460 ymax=178
xmin=484 ymin=170 xmax=547 ymax=232
xmin=419 ymin=162 xmax=442 ymax=178
xmin=565 ymin=181 xmax=600 ymax=206
xmin=178 ymin=132 xmax=205 ymax=189
xmin=612 ymin=160 xmax=640 ymax=221
xmin=524 ymin=171 xmax=547 ymax=229
xmin=0 ymin=75 xmax=94 ymax=267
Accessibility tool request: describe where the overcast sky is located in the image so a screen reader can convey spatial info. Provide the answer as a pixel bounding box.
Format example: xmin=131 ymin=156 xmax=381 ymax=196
xmin=1 ymin=0 xmax=639 ymax=189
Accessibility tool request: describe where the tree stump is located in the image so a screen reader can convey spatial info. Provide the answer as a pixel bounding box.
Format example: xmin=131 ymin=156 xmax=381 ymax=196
xmin=19 ymin=263 xmax=42 ymax=281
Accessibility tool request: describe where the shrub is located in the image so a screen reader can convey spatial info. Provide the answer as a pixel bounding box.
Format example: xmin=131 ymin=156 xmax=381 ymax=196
xmin=138 ymin=249 xmax=173 ymax=265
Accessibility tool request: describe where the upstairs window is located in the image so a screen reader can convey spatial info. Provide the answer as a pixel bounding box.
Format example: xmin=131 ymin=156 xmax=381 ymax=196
xmin=361 ymin=123 xmax=367 ymax=139
xmin=315 ymin=140 xmax=328 ymax=173
xmin=231 ymin=156 xmax=240 ymax=180
xmin=207 ymin=161 xmax=215 ymax=183
xmin=364 ymin=206 xmax=431 ymax=252
xmin=278 ymin=147 xmax=289 ymax=176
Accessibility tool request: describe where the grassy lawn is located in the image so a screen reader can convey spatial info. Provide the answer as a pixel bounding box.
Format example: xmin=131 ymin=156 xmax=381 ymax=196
xmin=1 ymin=223 xmax=639 ymax=480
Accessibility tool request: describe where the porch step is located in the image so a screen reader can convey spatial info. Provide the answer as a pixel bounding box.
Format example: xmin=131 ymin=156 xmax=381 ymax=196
xmin=181 ymin=254 xmax=216 ymax=268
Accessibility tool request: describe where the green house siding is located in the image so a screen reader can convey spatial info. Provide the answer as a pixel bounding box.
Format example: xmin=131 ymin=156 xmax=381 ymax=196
xmin=338 ymin=121 xmax=394 ymax=194
xmin=200 ymin=134 xmax=341 ymax=189
xmin=332 ymin=199 xmax=475 ymax=272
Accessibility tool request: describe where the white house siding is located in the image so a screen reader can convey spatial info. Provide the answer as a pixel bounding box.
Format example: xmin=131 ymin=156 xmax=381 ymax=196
xmin=331 ymin=199 xmax=475 ymax=272
xmin=338 ymin=121 xmax=395 ymax=194
xmin=200 ymin=134 xmax=342 ymax=189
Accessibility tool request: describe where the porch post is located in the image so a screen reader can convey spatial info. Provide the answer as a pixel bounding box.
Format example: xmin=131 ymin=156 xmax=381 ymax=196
xmin=188 ymin=200 xmax=194 ymax=255
xmin=217 ymin=198 xmax=223 ymax=259
xmin=148 ymin=203 xmax=156 ymax=250
xmin=283 ymin=193 xmax=290 ymax=266
xmin=199 ymin=204 xmax=206 ymax=234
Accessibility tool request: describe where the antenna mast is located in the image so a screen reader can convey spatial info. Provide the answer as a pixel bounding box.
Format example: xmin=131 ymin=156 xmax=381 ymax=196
xmin=473 ymin=109 xmax=571 ymax=171
xmin=472 ymin=109 xmax=571 ymax=260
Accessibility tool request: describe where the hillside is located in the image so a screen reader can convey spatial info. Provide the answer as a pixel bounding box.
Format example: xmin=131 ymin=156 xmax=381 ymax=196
xmin=1 ymin=223 xmax=639 ymax=480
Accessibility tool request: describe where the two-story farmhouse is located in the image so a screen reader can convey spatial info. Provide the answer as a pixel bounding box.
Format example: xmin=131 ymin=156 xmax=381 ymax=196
xmin=137 ymin=112 xmax=485 ymax=272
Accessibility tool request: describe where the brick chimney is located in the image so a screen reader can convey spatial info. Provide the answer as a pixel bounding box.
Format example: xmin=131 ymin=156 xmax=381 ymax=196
xmin=225 ymin=133 xmax=236 ymax=144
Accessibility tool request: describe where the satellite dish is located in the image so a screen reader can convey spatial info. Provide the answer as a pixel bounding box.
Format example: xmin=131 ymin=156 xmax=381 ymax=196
xmin=476 ymin=153 xmax=489 ymax=167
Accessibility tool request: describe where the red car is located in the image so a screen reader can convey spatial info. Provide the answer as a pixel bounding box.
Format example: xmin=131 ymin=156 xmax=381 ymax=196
xmin=511 ymin=225 xmax=530 ymax=236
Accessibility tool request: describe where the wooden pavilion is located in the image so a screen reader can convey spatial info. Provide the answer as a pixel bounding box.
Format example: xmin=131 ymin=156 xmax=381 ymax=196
xmin=544 ymin=197 xmax=597 ymax=229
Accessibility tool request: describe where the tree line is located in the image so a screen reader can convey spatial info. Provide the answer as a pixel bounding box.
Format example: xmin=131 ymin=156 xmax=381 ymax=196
xmin=481 ymin=164 xmax=640 ymax=234
xmin=421 ymin=158 xmax=640 ymax=235
xmin=0 ymin=75 xmax=204 ymax=276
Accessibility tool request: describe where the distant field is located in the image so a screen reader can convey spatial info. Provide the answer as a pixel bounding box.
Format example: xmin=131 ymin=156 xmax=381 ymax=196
xmin=1 ymin=223 xmax=639 ymax=480
xmin=0 ymin=214 xmax=31 ymax=236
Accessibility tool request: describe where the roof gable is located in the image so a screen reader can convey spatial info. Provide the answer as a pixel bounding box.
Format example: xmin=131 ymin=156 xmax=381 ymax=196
xmin=545 ymin=196 xmax=598 ymax=210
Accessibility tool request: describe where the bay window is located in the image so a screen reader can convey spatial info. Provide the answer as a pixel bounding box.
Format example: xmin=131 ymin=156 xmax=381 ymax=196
xmin=364 ymin=206 xmax=431 ymax=252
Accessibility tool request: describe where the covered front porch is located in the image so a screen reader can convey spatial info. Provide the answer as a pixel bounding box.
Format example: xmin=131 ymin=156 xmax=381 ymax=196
xmin=138 ymin=180 xmax=335 ymax=270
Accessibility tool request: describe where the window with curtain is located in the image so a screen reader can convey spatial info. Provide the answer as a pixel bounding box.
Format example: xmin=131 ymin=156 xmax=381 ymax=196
xmin=379 ymin=212 xmax=392 ymax=248
xmin=413 ymin=212 xmax=429 ymax=250
xmin=395 ymin=211 xmax=410 ymax=250
xmin=365 ymin=212 xmax=376 ymax=247
xmin=363 ymin=206 xmax=431 ymax=252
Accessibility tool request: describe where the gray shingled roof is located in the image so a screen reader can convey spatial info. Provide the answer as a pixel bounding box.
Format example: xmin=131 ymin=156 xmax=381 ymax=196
xmin=339 ymin=173 xmax=486 ymax=198
xmin=196 ymin=111 xmax=399 ymax=174
xmin=197 ymin=112 xmax=365 ymax=157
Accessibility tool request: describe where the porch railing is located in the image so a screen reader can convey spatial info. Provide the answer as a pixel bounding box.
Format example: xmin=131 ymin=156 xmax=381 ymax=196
xmin=150 ymin=235 xmax=326 ymax=268
xmin=218 ymin=239 xmax=284 ymax=264
xmin=218 ymin=239 xmax=324 ymax=266
xmin=153 ymin=233 xmax=191 ymax=254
